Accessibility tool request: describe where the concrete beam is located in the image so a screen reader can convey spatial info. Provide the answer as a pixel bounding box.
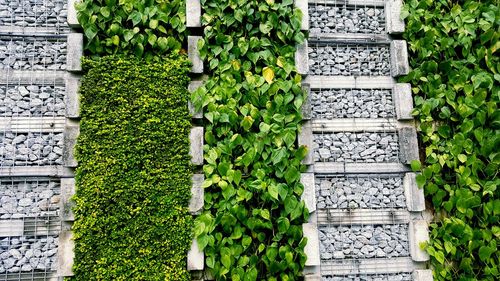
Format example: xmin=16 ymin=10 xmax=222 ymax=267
xmin=295 ymin=40 xmax=309 ymax=76
xmin=398 ymin=127 xmax=419 ymax=164
xmin=67 ymin=0 xmax=80 ymax=28
xmin=301 ymin=173 xmax=316 ymax=214
xmin=302 ymin=83 xmax=311 ymax=120
xmin=0 ymin=70 xmax=66 ymax=85
xmin=190 ymin=174 xmax=204 ymax=215
xmin=186 ymin=0 xmax=201 ymax=28
xmin=0 ymin=166 xmax=74 ymax=178
xmin=295 ymin=0 xmax=309 ymax=31
xmin=187 ymin=239 xmax=204 ymax=271
xmin=304 ymin=75 xmax=395 ymax=89
xmin=60 ymin=178 xmax=76 ymax=222
xmin=299 ymin=121 xmax=313 ymax=165
xmin=188 ymin=80 xmax=204 ymax=119
xmin=410 ymin=220 xmax=430 ymax=262
xmin=390 ymin=40 xmax=410 ymax=77
xmin=66 ymin=33 xmax=83 ymax=73
xmin=393 ymin=83 xmax=414 ymax=120
xmin=65 ymin=74 xmax=81 ymax=118
xmin=188 ymin=36 xmax=204 ymax=74
xmin=404 ymin=173 xmax=425 ymax=212
xmin=63 ymin=122 xmax=79 ymax=168
xmin=190 ymin=127 xmax=204 ymax=166
xmin=303 ymin=223 xmax=320 ymax=267
xmin=386 ymin=0 xmax=405 ymax=34
xmin=314 ymin=162 xmax=410 ymax=174
xmin=413 ymin=270 xmax=434 ymax=281
xmin=0 ymin=220 xmax=24 ymax=237
xmin=57 ymin=230 xmax=75 ymax=277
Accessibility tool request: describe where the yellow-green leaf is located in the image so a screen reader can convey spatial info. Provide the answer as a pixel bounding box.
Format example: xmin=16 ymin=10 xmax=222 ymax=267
xmin=263 ymin=66 xmax=274 ymax=84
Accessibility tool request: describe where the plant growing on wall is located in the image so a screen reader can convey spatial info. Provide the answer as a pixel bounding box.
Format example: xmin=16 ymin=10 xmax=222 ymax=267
xmin=402 ymin=0 xmax=499 ymax=280
xmin=192 ymin=0 xmax=309 ymax=280
xmin=76 ymin=0 xmax=186 ymax=59
xmin=72 ymin=56 xmax=193 ymax=280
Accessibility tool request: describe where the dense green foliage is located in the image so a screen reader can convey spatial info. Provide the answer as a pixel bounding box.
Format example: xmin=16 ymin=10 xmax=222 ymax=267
xmin=401 ymin=0 xmax=499 ymax=280
xmin=73 ymin=56 xmax=193 ymax=280
xmin=76 ymin=0 xmax=186 ymax=59
xmin=192 ymin=0 xmax=309 ymax=280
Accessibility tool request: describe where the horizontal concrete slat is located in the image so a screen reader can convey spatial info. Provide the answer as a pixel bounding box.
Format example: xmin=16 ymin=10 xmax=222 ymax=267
xmin=0 ymin=117 xmax=66 ymax=132
xmin=311 ymin=118 xmax=399 ymax=133
xmin=320 ymin=257 xmax=423 ymax=275
xmin=0 ymin=70 xmax=66 ymax=85
xmin=317 ymin=209 xmax=411 ymax=225
xmin=0 ymin=166 xmax=74 ymax=177
xmin=304 ymin=76 xmax=395 ymax=89
xmin=314 ymin=162 xmax=410 ymax=174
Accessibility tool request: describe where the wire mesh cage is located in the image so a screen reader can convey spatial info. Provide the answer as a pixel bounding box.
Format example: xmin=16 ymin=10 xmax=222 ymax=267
xmin=315 ymin=174 xmax=406 ymax=210
xmin=308 ymin=42 xmax=391 ymax=76
xmin=0 ymin=37 xmax=67 ymax=71
xmin=312 ymin=131 xmax=400 ymax=163
xmin=0 ymin=84 xmax=66 ymax=117
xmin=309 ymin=0 xmax=387 ymax=35
xmin=0 ymin=132 xmax=64 ymax=167
xmin=0 ymin=0 xmax=69 ymax=35
xmin=310 ymin=88 xmax=395 ymax=119
xmin=0 ymin=177 xmax=60 ymax=278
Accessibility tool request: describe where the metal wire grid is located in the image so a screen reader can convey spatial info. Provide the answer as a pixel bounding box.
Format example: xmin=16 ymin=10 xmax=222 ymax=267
xmin=318 ymin=224 xmax=411 ymax=260
xmin=320 ymin=272 xmax=413 ymax=281
xmin=317 ymin=203 xmax=412 ymax=277
xmin=312 ymin=131 xmax=400 ymax=163
xmin=315 ymin=174 xmax=406 ymax=210
xmin=309 ymin=0 xmax=387 ymax=35
xmin=0 ymin=0 xmax=69 ymax=35
xmin=0 ymin=178 xmax=60 ymax=278
xmin=0 ymin=36 xmax=67 ymax=71
xmin=308 ymin=42 xmax=391 ymax=76
xmin=310 ymin=88 xmax=396 ymax=119
xmin=0 ymin=84 xmax=65 ymax=117
xmin=0 ymin=35 xmax=66 ymax=168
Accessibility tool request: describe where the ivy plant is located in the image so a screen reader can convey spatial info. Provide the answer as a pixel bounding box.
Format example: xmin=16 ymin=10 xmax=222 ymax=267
xmin=402 ymin=0 xmax=499 ymax=280
xmin=76 ymin=0 xmax=186 ymax=59
xmin=72 ymin=56 xmax=193 ymax=280
xmin=192 ymin=0 xmax=309 ymax=280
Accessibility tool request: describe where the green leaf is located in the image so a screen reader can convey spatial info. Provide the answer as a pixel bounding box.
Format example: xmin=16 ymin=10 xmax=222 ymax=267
xmin=479 ymin=246 xmax=495 ymax=262
xmin=100 ymin=7 xmax=111 ymax=18
xmin=268 ymin=185 xmax=279 ymax=200
xmin=410 ymin=160 xmax=421 ymax=171
xmin=149 ymin=19 xmax=159 ymax=29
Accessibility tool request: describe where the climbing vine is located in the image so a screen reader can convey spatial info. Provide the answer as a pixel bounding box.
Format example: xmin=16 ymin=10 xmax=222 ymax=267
xmin=76 ymin=0 xmax=186 ymax=59
xmin=402 ymin=0 xmax=499 ymax=280
xmin=192 ymin=0 xmax=309 ymax=280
